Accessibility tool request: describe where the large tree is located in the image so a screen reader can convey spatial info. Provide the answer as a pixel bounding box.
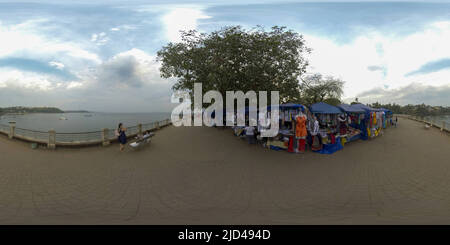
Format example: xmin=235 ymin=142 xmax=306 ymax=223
xmin=299 ymin=73 xmax=344 ymax=106
xmin=157 ymin=25 xmax=311 ymax=105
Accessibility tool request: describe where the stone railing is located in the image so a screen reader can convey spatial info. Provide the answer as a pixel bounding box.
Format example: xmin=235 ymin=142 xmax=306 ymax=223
xmin=396 ymin=114 xmax=449 ymax=133
xmin=0 ymin=119 xmax=171 ymax=148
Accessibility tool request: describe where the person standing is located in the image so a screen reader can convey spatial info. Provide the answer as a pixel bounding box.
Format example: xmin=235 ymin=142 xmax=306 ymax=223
xmin=116 ymin=123 xmax=127 ymax=151
xmin=310 ymin=116 xmax=322 ymax=151
xmin=245 ymin=125 xmax=255 ymax=144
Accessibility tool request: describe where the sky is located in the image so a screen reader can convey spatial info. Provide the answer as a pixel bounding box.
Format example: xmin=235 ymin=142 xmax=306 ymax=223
xmin=0 ymin=1 xmax=449 ymax=112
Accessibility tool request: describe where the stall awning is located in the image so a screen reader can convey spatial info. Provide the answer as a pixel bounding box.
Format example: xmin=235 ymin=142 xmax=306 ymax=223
xmin=310 ymin=102 xmax=342 ymax=114
xmin=337 ymin=104 xmax=365 ymax=113
xmin=279 ymin=103 xmax=305 ymax=111
xmin=379 ymin=108 xmax=393 ymax=114
xmin=350 ymin=103 xmax=381 ymax=112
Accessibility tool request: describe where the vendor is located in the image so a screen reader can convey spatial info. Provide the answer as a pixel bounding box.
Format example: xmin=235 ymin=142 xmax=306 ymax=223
xmin=310 ymin=116 xmax=322 ymax=151
xmin=245 ymin=122 xmax=256 ymax=144
xmin=338 ymin=114 xmax=348 ymax=136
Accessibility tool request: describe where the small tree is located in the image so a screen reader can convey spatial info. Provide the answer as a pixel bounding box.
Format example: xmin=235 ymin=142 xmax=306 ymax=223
xmin=351 ymin=98 xmax=359 ymax=105
xmin=299 ymin=73 xmax=344 ymax=105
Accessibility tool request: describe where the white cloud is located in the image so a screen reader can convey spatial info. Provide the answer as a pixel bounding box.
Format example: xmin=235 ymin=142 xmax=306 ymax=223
xmin=347 ymin=83 xmax=450 ymax=106
xmin=0 ymin=69 xmax=53 ymax=91
xmin=49 ymin=61 xmax=65 ymax=70
xmin=0 ymin=20 xmax=101 ymax=64
xmin=161 ymin=7 xmax=211 ymax=42
xmin=303 ymin=20 xmax=450 ymax=102
xmin=90 ymin=33 xmax=98 ymax=42
xmin=90 ymin=32 xmax=109 ymax=46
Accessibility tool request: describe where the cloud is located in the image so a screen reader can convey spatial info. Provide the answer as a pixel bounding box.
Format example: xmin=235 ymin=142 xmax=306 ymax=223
xmin=161 ymin=6 xmax=211 ymax=42
xmin=95 ymin=48 xmax=163 ymax=88
xmin=0 ymin=19 xmax=101 ymax=64
xmin=0 ymin=70 xmax=54 ymax=90
xmin=405 ymin=58 xmax=450 ymax=76
xmin=1 ymin=2 xmax=450 ymax=112
xmin=303 ymin=20 xmax=450 ymax=101
xmin=0 ymin=57 xmax=77 ymax=81
xmin=348 ymin=83 xmax=450 ymax=106
xmin=367 ymin=65 xmax=383 ymax=71
xmin=202 ymin=2 xmax=450 ymax=43
xmin=91 ymin=32 xmax=109 ymax=45
xmin=0 ymin=49 xmax=176 ymax=112
xmin=49 ymin=61 xmax=65 ymax=70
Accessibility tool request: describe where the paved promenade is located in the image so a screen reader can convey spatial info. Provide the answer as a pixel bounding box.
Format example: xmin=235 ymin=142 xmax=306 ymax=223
xmin=0 ymin=118 xmax=449 ymax=224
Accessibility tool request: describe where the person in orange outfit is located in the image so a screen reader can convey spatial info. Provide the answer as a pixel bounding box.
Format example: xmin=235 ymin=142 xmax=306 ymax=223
xmin=295 ymin=113 xmax=307 ymax=153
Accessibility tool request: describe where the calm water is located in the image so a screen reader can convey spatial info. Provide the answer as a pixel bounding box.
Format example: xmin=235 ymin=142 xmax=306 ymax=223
xmin=419 ymin=115 xmax=450 ymax=130
xmin=423 ymin=115 xmax=450 ymax=125
xmin=0 ymin=112 xmax=171 ymax=133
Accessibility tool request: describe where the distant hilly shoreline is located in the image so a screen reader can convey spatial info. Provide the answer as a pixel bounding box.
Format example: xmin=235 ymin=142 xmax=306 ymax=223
xmin=0 ymin=107 xmax=89 ymax=115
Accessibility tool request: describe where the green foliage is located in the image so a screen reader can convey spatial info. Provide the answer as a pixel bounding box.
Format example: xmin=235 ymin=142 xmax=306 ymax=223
xmin=350 ymin=97 xmax=359 ymax=105
xmin=299 ymin=73 xmax=344 ymax=106
xmin=157 ymin=25 xmax=311 ymax=104
xmin=323 ymin=97 xmax=342 ymax=106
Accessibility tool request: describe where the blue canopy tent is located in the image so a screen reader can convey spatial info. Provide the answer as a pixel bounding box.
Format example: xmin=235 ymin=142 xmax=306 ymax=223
xmin=349 ymin=104 xmax=384 ymax=139
xmin=350 ymin=103 xmax=376 ymax=112
xmin=379 ymin=108 xmax=393 ymax=115
xmin=278 ymin=103 xmax=305 ymax=131
xmin=279 ymin=103 xmax=305 ymax=112
xmin=337 ymin=104 xmax=365 ymax=113
xmin=309 ymin=102 xmax=343 ymax=154
xmin=309 ymin=102 xmax=342 ymax=114
xmin=337 ymin=104 xmax=365 ymax=142
xmin=377 ymin=108 xmax=392 ymax=128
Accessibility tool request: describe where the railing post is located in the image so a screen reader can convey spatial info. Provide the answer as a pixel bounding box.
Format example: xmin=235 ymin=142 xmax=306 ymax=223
xmin=102 ymin=128 xmax=110 ymax=146
xmin=8 ymin=121 xmax=15 ymax=139
xmin=48 ymin=129 xmax=56 ymax=149
xmin=138 ymin=124 xmax=142 ymax=134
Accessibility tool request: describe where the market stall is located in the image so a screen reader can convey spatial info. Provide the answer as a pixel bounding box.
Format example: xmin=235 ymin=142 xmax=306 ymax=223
xmin=379 ymin=108 xmax=393 ymax=128
xmin=266 ymin=103 xmax=306 ymax=152
xmin=309 ymin=102 xmax=343 ymax=154
xmin=350 ymin=104 xmax=384 ymax=139
xmin=337 ymin=104 xmax=365 ymax=144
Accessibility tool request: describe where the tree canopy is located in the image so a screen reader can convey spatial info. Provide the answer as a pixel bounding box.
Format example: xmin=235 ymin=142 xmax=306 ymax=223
xmin=299 ymin=73 xmax=344 ymax=106
xmin=157 ymin=25 xmax=311 ymax=104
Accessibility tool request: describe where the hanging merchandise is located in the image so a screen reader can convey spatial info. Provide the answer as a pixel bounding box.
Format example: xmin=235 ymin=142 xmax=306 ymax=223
xmin=298 ymin=138 xmax=306 ymax=152
xmin=330 ymin=133 xmax=336 ymax=144
xmin=295 ymin=115 xmax=307 ymax=138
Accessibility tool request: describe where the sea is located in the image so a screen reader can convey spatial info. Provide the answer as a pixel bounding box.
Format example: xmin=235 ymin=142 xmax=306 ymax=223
xmin=0 ymin=112 xmax=171 ymax=133
xmin=422 ymin=115 xmax=450 ymax=128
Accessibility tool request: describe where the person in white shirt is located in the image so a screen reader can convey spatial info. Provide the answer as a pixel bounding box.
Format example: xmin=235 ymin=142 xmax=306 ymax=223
xmin=245 ymin=125 xmax=255 ymax=144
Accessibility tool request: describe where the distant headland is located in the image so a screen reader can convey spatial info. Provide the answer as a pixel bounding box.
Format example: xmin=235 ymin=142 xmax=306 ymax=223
xmin=0 ymin=106 xmax=89 ymax=115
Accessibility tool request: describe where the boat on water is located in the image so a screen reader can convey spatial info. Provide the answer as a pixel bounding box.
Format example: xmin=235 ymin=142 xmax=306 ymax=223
xmin=84 ymin=114 xmax=92 ymax=117
xmin=59 ymin=116 xmax=68 ymax=120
